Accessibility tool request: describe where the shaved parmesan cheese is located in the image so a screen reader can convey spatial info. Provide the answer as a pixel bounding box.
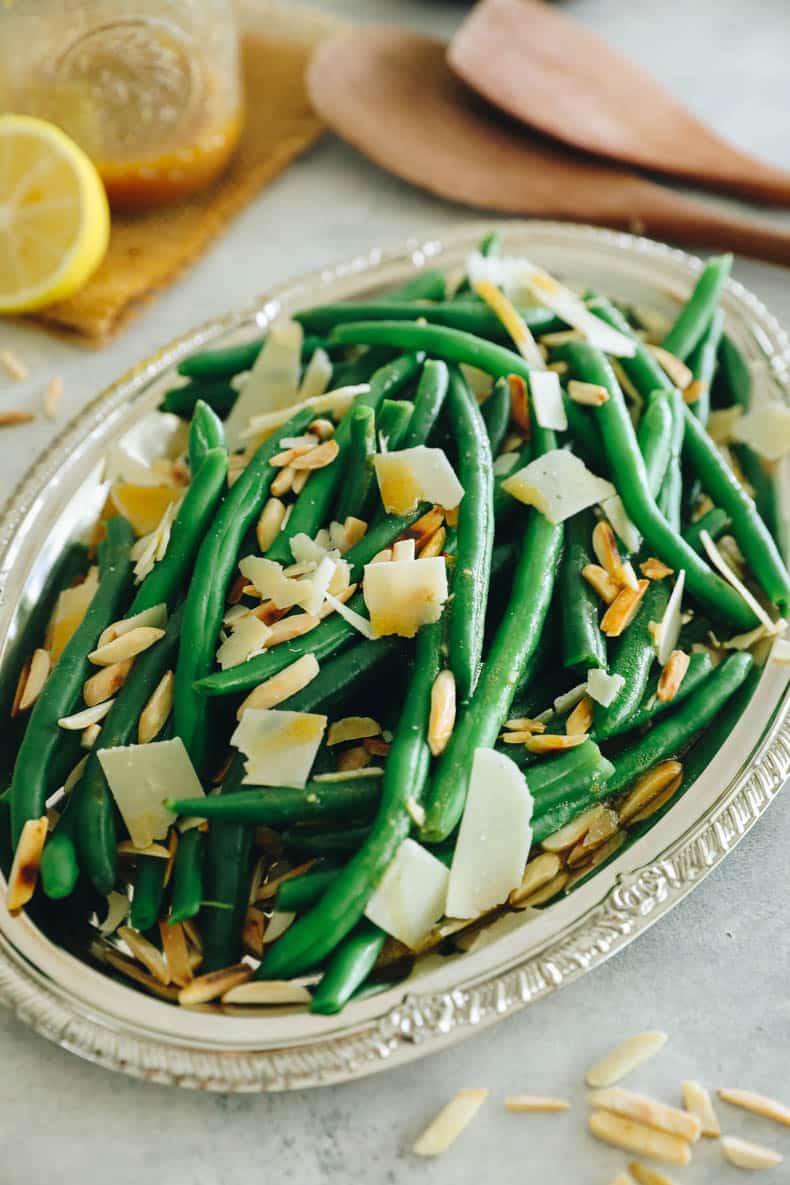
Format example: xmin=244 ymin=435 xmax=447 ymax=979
xmin=224 ymin=319 xmax=303 ymax=449
xmin=105 ymin=413 xmax=184 ymax=485
xmin=466 ymin=253 xmax=637 ymax=358
xmin=241 ymin=384 xmax=369 ymax=442
xmin=323 ymin=592 xmax=374 ymax=638
xmin=300 ymin=555 xmax=336 ymax=616
xmin=601 ymin=494 xmax=642 ymax=554
xmin=472 ymin=279 xmax=544 ymax=368
xmin=771 ymin=637 xmax=790 ymax=664
xmin=290 ymin=531 xmax=337 ymax=566
xmin=103 ymin=604 xmax=167 ymax=645
xmin=47 ymin=567 xmax=99 ymax=663
xmin=364 ymin=838 xmax=449 ymax=949
xmin=586 ymin=668 xmax=625 ymax=707
xmin=374 ymin=446 xmax=464 ymax=516
xmin=99 ymin=738 xmax=204 ymax=848
xmin=216 ymin=614 xmax=271 ymax=670
xmin=530 ymin=371 xmax=567 ymax=431
xmin=231 ymin=708 xmax=326 ymax=788
xmin=446 ymin=749 xmax=533 ymax=919
xmin=503 ymin=450 xmax=615 ymax=523
xmin=239 ymin=556 xmax=312 ymax=610
xmin=298 ymin=347 xmax=332 ymax=400
xmin=99 ymin=890 xmax=130 ymax=936
xmin=131 ymin=498 xmax=180 ymax=583
xmin=493 ymin=450 xmax=520 ymax=476
xmin=733 ymin=401 xmax=790 ymax=461
xmin=700 ymin=531 xmax=778 ymax=633
xmin=655 ymin=570 xmax=686 ymax=664
xmin=363 ymin=555 xmax=448 ymax=638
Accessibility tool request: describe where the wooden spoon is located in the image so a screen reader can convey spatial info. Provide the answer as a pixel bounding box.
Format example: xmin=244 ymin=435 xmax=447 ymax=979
xmin=448 ymin=0 xmax=790 ymax=206
xmin=308 ymin=27 xmax=790 ymax=268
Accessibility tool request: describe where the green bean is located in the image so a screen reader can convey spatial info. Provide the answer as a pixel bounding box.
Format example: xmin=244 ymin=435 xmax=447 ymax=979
xmin=265 ymin=354 xmax=421 ymax=564
xmin=530 ymin=747 xmax=616 ymax=844
xmin=200 ymin=757 xmax=255 ymax=972
xmin=594 ymin=580 xmax=668 ymax=739
xmin=375 ymin=397 xmax=414 ymax=453
xmin=129 ymin=448 xmax=228 ymax=615
xmin=160 ymin=379 xmax=237 ymax=420
xmin=480 ymin=378 xmax=511 ymax=457
xmin=188 ymin=399 xmax=225 ymax=474
xmin=276 ymin=867 xmax=339 ymax=912
xmin=605 ymin=649 xmax=713 ymax=738
xmin=656 ymin=386 xmax=684 ymax=531
xmin=421 ymin=426 xmax=564 ymax=843
xmin=296 ymin=300 xmax=562 ymax=341
xmin=287 ymin=637 xmax=401 ymax=714
xmin=605 ymin=652 xmax=753 ymax=796
xmin=401 ymin=358 xmax=449 ymax=450
xmin=259 ymin=617 xmax=441 ymax=979
xmin=278 ymin=824 xmax=372 ymax=857
xmin=176 ymin=333 xmax=329 ymax=382
xmin=446 ymin=368 xmax=494 ymax=701
xmin=682 ymin=406 xmax=790 ymax=609
xmin=386 ymin=269 xmax=447 ymax=302
xmin=333 ymin=404 xmax=376 ymax=522
xmin=559 ymin=510 xmax=606 ymax=671
xmin=662 ymin=254 xmax=732 ymax=361
xmin=493 ymin=438 xmax=531 ymax=523
xmin=561 ymin=394 xmax=608 ymax=473
xmin=682 ymin=507 xmax=731 ymax=555
xmin=637 ymin=389 xmax=674 ymax=498
xmin=167 ymin=774 xmax=381 ymax=826
xmin=173 ymin=404 xmax=316 ymax=772
xmin=686 ymin=308 xmax=724 ymax=426
xmin=310 ymin=920 xmax=386 ymax=1015
xmin=130 ymin=855 xmax=167 ymax=932
xmin=169 ymin=828 xmax=204 ymax=923
xmin=556 ymin=341 xmax=755 ymax=630
xmin=453 ymin=229 xmax=502 ymax=297
xmin=10 ymin=516 xmax=135 ymax=845
xmin=39 ymin=830 xmax=80 ymax=901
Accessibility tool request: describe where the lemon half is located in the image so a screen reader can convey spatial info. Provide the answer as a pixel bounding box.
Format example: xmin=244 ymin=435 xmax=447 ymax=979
xmin=0 ymin=114 xmax=109 ymax=313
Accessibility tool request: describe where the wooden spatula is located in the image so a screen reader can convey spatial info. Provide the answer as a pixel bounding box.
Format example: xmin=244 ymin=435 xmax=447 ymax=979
xmin=448 ymin=0 xmax=790 ymax=206
xmin=307 ymin=27 xmax=790 ymax=268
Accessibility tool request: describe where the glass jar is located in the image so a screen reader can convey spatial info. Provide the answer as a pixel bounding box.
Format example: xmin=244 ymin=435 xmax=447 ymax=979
xmin=0 ymin=0 xmax=243 ymax=210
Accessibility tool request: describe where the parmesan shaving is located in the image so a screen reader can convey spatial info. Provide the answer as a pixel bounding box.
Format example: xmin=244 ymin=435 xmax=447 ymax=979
xmin=700 ymin=530 xmax=777 ymax=632
xmin=502 ymin=450 xmax=615 ymax=523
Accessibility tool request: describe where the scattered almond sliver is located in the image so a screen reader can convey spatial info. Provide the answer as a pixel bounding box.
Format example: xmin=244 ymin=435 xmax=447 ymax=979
xmin=640 ymin=558 xmax=674 ymax=580
xmin=586 ymin=1031 xmax=668 ymax=1088
xmin=221 ymin=980 xmax=313 ymax=1006
xmin=628 ymin=1162 xmax=680 ymax=1185
xmin=717 ymin=1087 xmax=790 ymax=1127
xmin=0 ymin=347 xmax=29 ymax=380
xmin=419 ymin=525 xmax=447 ymax=558
xmin=541 ymin=804 xmax=610 ymax=853
xmin=657 ymin=651 xmax=690 ymax=703
xmin=0 ymin=410 xmax=35 ymax=427
xmin=721 ymin=1135 xmax=783 ymax=1170
xmin=44 ymin=375 xmax=63 ymax=419
xmin=88 ymin=625 xmax=165 ymax=667
xmin=6 ymin=816 xmax=48 ymax=913
xmin=566 ymin=695 xmax=593 ymax=736
xmin=504 ymin=716 xmax=546 ymax=733
xmin=256 ymin=860 xmax=315 ymax=902
xmin=648 ymin=345 xmax=693 ymax=391
xmin=588 ymin=1087 xmax=701 ymax=1143
xmin=327 ymin=716 xmax=382 ymax=747
xmin=237 ymin=654 xmax=320 ymax=718
xmin=18 ymin=648 xmax=50 ymax=712
xmin=588 ymin=1111 xmax=690 ymax=1166
xmin=158 ymin=919 xmax=193 ymax=988
xmin=256 ymin=497 xmax=287 ymax=552
xmin=83 ymin=659 xmax=132 ymax=708
xmin=508 ymin=373 xmax=531 ymax=437
xmin=681 ymin=1081 xmax=720 ymax=1138
xmin=178 ymin=962 xmax=253 ymax=1006
xmin=566 ymin=808 xmax=620 ymax=867
xmin=264 ymin=613 xmax=320 ymax=648
xmin=508 ymin=852 xmax=561 ymax=906
xmin=58 ymin=699 xmax=114 ymax=730
xmin=568 ymin=380 xmax=609 ymax=406
xmin=428 ymin=669 xmax=456 ymax=757
xmin=617 ymin=762 xmax=683 ymax=826
xmin=525 ymin=732 xmax=588 ymax=754
xmin=138 ymin=669 xmax=174 ymax=743
xmin=118 ymin=925 xmax=170 ymax=985
xmin=413 ymin=1088 xmax=489 ymax=1158
xmin=515 ymin=870 xmax=569 ymax=907
xmin=290 ymin=438 xmax=340 ymax=470
xmin=592 ymin=521 xmax=631 ymax=588
xmin=582 ymin=563 xmax=620 ymax=605
xmin=601 ymin=580 xmax=649 ymax=637
xmin=504 ymin=1095 xmax=570 ymax=1113
xmin=337 ymin=744 xmax=370 ymax=772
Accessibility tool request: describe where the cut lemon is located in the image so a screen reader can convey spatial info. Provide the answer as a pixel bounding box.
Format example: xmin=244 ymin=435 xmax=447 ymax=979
xmin=0 ymin=114 xmax=109 ymax=313
xmin=110 ymin=483 xmax=181 ymax=537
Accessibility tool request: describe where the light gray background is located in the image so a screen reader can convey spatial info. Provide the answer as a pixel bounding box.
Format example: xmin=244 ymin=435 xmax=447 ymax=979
xmin=1 ymin=2 xmax=789 ymax=1181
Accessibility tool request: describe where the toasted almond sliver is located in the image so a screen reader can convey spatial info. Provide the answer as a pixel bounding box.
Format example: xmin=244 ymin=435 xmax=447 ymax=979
xmin=138 ymin=669 xmax=174 ymax=743
xmin=683 ymin=378 xmax=707 ymax=405
xmin=313 ymin=766 xmax=384 ymax=783
xmin=525 ymin=732 xmax=587 ymax=754
xmin=392 ymin=538 xmax=416 ymax=562
xmin=339 ymin=515 xmax=368 ymax=551
xmin=58 ymin=699 xmax=114 ymax=730
xmin=515 ymin=870 xmax=569 ymax=907
xmin=501 ymin=729 xmax=538 ymax=744
xmin=158 ymin=920 xmax=193 ymax=987
xmin=308 ymin=417 xmax=335 ymax=440
xmin=327 ymin=716 xmax=381 ymax=747
xmin=6 ymin=816 xmax=48 ymax=913
xmin=721 ymin=1135 xmax=783 ymax=1170
xmin=116 ymin=840 xmax=172 ymax=858
xmin=504 ymin=716 xmax=546 ymax=733
xmin=682 ymin=1081 xmax=720 ymax=1138
xmin=118 ymin=925 xmax=170 ymax=985
xmin=242 ymin=907 xmax=265 ymax=957
xmin=81 ymin=721 xmax=101 ymax=749
xmin=290 ymin=438 xmax=340 ymax=470
xmin=10 ymin=657 xmax=30 ymax=717
xmin=270 ymin=464 xmax=296 ymax=497
xmin=567 ymin=379 xmax=609 ymax=406
xmin=418 ymin=525 xmax=447 ymax=559
xmin=640 ymin=557 xmax=674 ymax=580
xmin=368 ymin=548 xmax=393 ymax=565
xmin=256 ymin=860 xmax=315 ymax=903
xmin=337 ymin=744 xmax=370 ymax=772
xmin=628 ymin=779 xmax=683 ymax=824
xmin=593 ymin=520 xmax=624 ymax=580
xmin=582 ymin=563 xmax=620 ymax=605
xmin=566 ymin=694 xmax=593 ymax=736
xmin=397 ymin=506 xmax=445 ymax=550
xmin=83 ymin=658 xmax=132 ymax=708
xmin=256 ymin=497 xmax=287 ymax=552
xmin=648 ymin=345 xmax=693 ymax=391
xmin=566 ymin=808 xmax=620 ymax=867
xmin=237 ymin=654 xmax=320 ymax=718
xmin=44 ymin=375 xmax=63 ymax=419
xmin=413 ymin=1088 xmax=489 ymax=1158
xmin=88 ymin=626 xmax=165 ymax=667
xmin=601 ymin=580 xmax=649 ymax=638
xmin=609 ymin=1176 xmax=636 ymax=1185
xmin=270 ymin=443 xmax=314 ymax=467
xmin=222 ymin=980 xmax=312 ymax=1006
xmin=18 ymin=648 xmax=51 ymax=712
xmin=100 ymin=946 xmax=180 ymax=1001
xmin=264 ymin=612 xmax=320 ymax=648
xmin=178 ymin=962 xmax=253 ymax=1006
xmin=508 ymin=374 xmax=531 ymax=437
xmin=0 ymin=347 xmax=29 ymax=380
xmin=541 ymin=804 xmax=610 ymax=853
xmin=508 ymin=852 xmax=562 ymax=906
xmin=565 ymin=830 xmax=626 ymax=887
xmin=291 ymin=469 xmax=310 ymax=495
xmin=586 ymin=1031 xmax=668 ymax=1088
xmin=588 ymin=1111 xmax=690 ymax=1166
xmin=589 ymin=1088 xmax=701 ymax=1143
xmin=0 ymin=410 xmax=35 ymax=427
xmin=428 ymin=669 xmax=456 ymax=757
xmin=504 ymin=1095 xmax=570 ymax=1113
xmin=717 ymin=1087 xmax=790 ymax=1127
xmin=618 ymin=762 xmax=683 ymax=826
xmin=657 ymin=651 xmax=690 ymax=703
xmin=628 ymin=1162 xmax=680 ymax=1185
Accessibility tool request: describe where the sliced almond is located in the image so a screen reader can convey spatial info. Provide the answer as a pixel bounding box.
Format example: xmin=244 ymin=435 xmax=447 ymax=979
xmin=566 ymin=694 xmax=593 ymax=736
xmin=628 ymin=1162 xmax=680 ymax=1185
xmin=256 ymin=497 xmax=287 ymax=552
xmin=721 ymin=1135 xmax=783 ymax=1170
xmin=182 ymin=917 xmax=203 ymax=954
xmin=118 ymin=925 xmax=170 ymax=985
xmin=116 ymin=841 xmax=171 ymax=858
xmin=291 ymin=469 xmax=310 ymax=495
xmin=313 ymin=767 xmax=384 ymax=783
xmin=508 ymin=373 xmax=531 ymax=437
xmin=657 ymin=651 xmax=690 ymax=703
xmin=588 ymin=1111 xmax=690 ymax=1166
xmin=682 ymin=378 xmax=707 ymax=405
xmin=236 ymin=653 xmax=320 ymax=717
xmin=413 ymin=1088 xmax=489 ymax=1157
xmin=601 ymin=580 xmax=649 ymax=637
xmin=395 ymin=505 xmax=445 ymax=549
xmin=290 ymin=438 xmax=340 ymax=470
xmin=222 ymin=980 xmax=312 ymax=1006
xmin=508 ymin=852 xmax=562 ymax=906
xmin=88 ymin=626 xmax=164 ymax=667
xmin=525 ymin=732 xmax=588 ymax=754
xmin=18 ymin=648 xmax=51 ymax=712
xmin=6 ymin=816 xmax=48 ymax=913
xmin=628 ymin=779 xmax=683 ymax=824
xmin=567 ymin=379 xmax=609 ymax=406
xmin=158 ymin=920 xmax=193 ymax=987
xmin=586 ymin=1032 xmax=668 ymax=1088
xmin=618 ymin=762 xmax=683 ymax=826
xmin=255 ymin=860 xmax=315 ymax=903
xmin=541 ymin=805 xmax=610 ymax=853
xmin=364 ymin=737 xmax=390 ymax=757
xmin=83 ymin=658 xmax=132 ymax=707
xmin=648 ymin=345 xmax=693 ymax=391
xmin=10 ymin=657 xmax=30 ymax=717
xmin=178 ymin=962 xmax=253 ymax=1006
xmin=100 ymin=946 xmax=179 ymax=1002
xmin=270 ymin=464 xmax=296 ymax=497
xmin=0 ymin=347 xmax=29 ymax=380
xmin=682 ymin=1081 xmax=720 ymax=1138
xmin=418 ymin=525 xmax=447 ymax=559
xmin=546 ymin=360 xmax=569 ymax=376
xmin=0 ymin=410 xmax=34 ymax=427
xmin=270 ymin=443 xmax=315 ymax=468
xmin=504 ymin=1095 xmax=570 ymax=1113
xmin=264 ymin=612 xmax=320 ymax=648
xmin=593 ymin=521 xmax=627 ymax=584
xmin=582 ymin=563 xmax=620 ymax=605
xmin=327 ymin=716 xmax=382 ymax=747
xmin=428 ymin=669 xmax=456 ymax=757
xmin=640 ymin=557 xmax=674 ymax=580
xmin=504 ymin=716 xmax=546 ymax=733
xmin=58 ymin=700 xmax=114 ymax=730
xmin=337 ymin=515 xmax=368 ymax=551
xmin=337 ymin=744 xmax=371 ymax=772
xmin=589 ymin=1088 xmax=701 ymax=1143
xmin=242 ymin=907 xmax=265 ymax=957
xmin=565 ymin=829 xmax=626 ymax=887
xmin=308 ymin=417 xmax=335 ymax=440
xmin=609 ymin=1176 xmax=637 ymax=1185
xmin=566 ymin=808 xmax=620 ymax=867
xmin=392 ymin=538 xmax=416 ymax=563
xmin=81 ymin=721 xmax=101 ymax=749
xmin=367 ymin=549 xmax=392 ymax=565
xmin=138 ymin=669 xmax=174 ymax=743
xmin=718 ymin=1087 xmax=790 ymax=1127
xmin=514 ymin=870 xmax=569 ymax=907
xmin=44 ymin=375 xmax=63 ymax=420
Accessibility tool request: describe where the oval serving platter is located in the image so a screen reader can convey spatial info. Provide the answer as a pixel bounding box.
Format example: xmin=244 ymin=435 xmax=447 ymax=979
xmin=0 ymin=221 xmax=789 ymax=1092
